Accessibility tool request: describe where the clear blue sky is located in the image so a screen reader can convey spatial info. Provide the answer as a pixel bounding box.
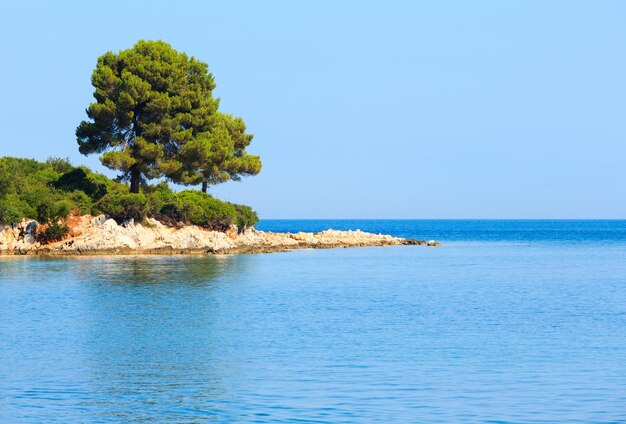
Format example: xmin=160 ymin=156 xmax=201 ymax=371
xmin=1 ymin=1 xmax=624 ymax=218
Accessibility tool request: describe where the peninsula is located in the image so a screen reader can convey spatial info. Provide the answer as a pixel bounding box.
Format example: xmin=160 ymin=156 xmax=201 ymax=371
xmin=0 ymin=215 xmax=435 ymax=256
xmin=0 ymin=41 xmax=438 ymax=255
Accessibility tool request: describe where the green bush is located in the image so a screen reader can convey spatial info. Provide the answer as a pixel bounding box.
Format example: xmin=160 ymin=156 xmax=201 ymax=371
xmin=67 ymin=191 xmax=92 ymax=215
xmin=0 ymin=156 xmax=259 ymax=233
xmin=0 ymin=202 xmax=24 ymax=225
xmin=37 ymin=199 xmax=71 ymax=224
xmin=95 ymin=192 xmax=148 ymax=221
xmin=0 ymin=174 xmax=11 ymax=197
xmin=55 ymin=168 xmax=98 ymax=198
xmin=40 ymin=221 xmax=69 ymax=243
xmin=45 ymin=157 xmax=73 ymax=174
xmin=161 ymin=190 xmax=239 ymax=230
xmin=0 ymin=194 xmax=33 ymax=225
xmin=0 ymin=157 xmax=95 ymax=225
xmin=33 ymin=199 xmax=72 ymax=243
xmin=33 ymin=168 xmax=62 ymax=186
xmin=232 ymin=203 xmax=258 ymax=232
xmin=144 ymin=181 xmax=177 ymax=216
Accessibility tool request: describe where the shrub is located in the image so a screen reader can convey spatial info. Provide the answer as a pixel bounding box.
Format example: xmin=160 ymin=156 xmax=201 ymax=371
xmin=0 ymin=194 xmax=36 ymax=223
xmin=0 ymin=162 xmax=13 ymax=197
xmin=95 ymin=192 xmax=148 ymax=221
xmin=67 ymin=191 xmax=92 ymax=215
xmin=36 ymin=200 xmax=71 ymax=223
xmin=0 ymin=173 xmax=11 ymax=197
xmin=87 ymin=173 xmax=119 ymax=200
xmin=161 ymin=190 xmax=238 ymax=230
xmin=32 ymin=168 xmax=63 ymax=186
xmin=159 ymin=200 xmax=181 ymax=222
xmin=0 ymin=156 xmax=259 ymax=233
xmin=54 ymin=167 xmax=108 ymax=200
xmin=45 ymin=157 xmax=73 ymax=174
xmin=0 ymin=194 xmax=33 ymax=225
xmin=0 ymin=202 xmax=24 ymax=225
xmin=34 ymin=199 xmax=72 ymax=243
xmin=40 ymin=221 xmax=70 ymax=243
xmin=232 ymin=203 xmax=258 ymax=232
xmin=144 ymin=181 xmax=177 ymax=216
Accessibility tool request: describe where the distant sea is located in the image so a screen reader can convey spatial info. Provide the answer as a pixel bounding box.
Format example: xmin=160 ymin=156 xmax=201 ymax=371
xmin=2 ymin=220 xmax=626 ymax=422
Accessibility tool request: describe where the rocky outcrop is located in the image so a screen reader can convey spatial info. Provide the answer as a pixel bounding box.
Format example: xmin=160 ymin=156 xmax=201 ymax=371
xmin=0 ymin=215 xmax=438 ymax=255
xmin=0 ymin=219 xmax=42 ymax=253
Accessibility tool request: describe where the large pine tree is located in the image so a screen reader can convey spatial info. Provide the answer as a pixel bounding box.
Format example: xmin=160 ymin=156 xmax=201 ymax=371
xmin=76 ymin=40 xmax=220 ymax=193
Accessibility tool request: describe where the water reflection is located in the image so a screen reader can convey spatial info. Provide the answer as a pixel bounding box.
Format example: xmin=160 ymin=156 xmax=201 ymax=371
xmin=72 ymin=254 xmax=237 ymax=285
xmin=1 ymin=254 xmax=252 ymax=422
xmin=1 ymin=254 xmax=240 ymax=286
xmin=77 ymin=255 xmax=244 ymax=422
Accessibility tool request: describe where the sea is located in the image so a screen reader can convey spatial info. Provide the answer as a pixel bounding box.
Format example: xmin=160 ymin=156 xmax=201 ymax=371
xmin=1 ymin=220 xmax=626 ymax=423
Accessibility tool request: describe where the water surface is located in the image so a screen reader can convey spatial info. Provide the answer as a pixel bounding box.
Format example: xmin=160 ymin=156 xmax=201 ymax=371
xmin=1 ymin=220 xmax=626 ymax=422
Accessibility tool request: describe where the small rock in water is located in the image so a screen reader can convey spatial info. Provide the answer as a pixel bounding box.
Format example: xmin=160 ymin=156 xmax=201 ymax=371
xmin=403 ymin=239 xmax=425 ymax=245
xmin=427 ymin=240 xmax=441 ymax=246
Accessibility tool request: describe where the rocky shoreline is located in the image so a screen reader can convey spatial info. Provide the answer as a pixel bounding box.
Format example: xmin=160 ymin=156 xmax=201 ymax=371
xmin=0 ymin=216 xmax=440 ymax=256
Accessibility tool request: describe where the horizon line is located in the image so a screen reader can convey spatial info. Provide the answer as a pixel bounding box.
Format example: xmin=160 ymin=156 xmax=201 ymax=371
xmin=258 ymin=218 xmax=626 ymax=221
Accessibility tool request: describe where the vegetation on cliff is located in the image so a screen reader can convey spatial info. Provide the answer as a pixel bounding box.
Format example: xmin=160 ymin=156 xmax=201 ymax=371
xmin=0 ymin=157 xmax=258 ymax=237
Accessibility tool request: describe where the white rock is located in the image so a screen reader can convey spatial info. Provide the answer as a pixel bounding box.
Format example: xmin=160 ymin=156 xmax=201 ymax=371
xmin=0 ymin=213 xmax=421 ymax=254
xmin=91 ymin=214 xmax=108 ymax=225
xmin=103 ymin=219 xmax=118 ymax=229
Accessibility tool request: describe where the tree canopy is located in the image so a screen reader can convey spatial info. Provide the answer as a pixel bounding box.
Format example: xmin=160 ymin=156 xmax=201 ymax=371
xmin=76 ymin=40 xmax=260 ymax=193
xmin=173 ymin=112 xmax=262 ymax=192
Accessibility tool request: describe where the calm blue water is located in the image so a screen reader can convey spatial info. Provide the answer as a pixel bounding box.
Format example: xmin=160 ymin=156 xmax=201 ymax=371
xmin=1 ymin=220 xmax=626 ymax=423
xmin=258 ymin=219 xmax=626 ymax=244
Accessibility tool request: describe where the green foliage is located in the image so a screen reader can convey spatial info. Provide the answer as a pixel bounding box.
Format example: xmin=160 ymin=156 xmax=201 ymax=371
xmin=41 ymin=221 xmax=70 ymax=243
xmin=36 ymin=199 xmax=71 ymax=243
xmin=143 ymin=181 xmax=177 ymax=216
xmin=54 ymin=167 xmax=121 ymax=205
xmin=0 ymin=157 xmax=113 ymax=226
xmin=94 ymin=193 xmax=148 ymax=221
xmin=76 ymin=40 xmax=261 ymax=194
xmin=67 ymin=191 xmax=92 ymax=215
xmin=0 ymin=156 xmax=259 ymax=233
xmin=0 ymin=194 xmax=33 ymax=225
xmin=76 ymin=40 xmax=219 ymax=192
xmin=37 ymin=199 xmax=71 ymax=224
xmin=160 ymin=190 xmax=234 ymax=229
xmin=172 ymin=112 xmax=262 ymax=192
xmin=45 ymin=157 xmax=73 ymax=174
xmin=232 ymin=204 xmax=259 ymax=232
xmin=159 ymin=190 xmax=256 ymax=230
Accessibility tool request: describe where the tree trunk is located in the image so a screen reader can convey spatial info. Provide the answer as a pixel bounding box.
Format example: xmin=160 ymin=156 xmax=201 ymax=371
xmin=130 ymin=167 xmax=141 ymax=193
xmin=201 ymin=180 xmax=208 ymax=193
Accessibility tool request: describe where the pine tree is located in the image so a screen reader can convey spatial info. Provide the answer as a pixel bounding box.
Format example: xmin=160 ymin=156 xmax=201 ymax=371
xmin=76 ymin=40 xmax=218 ymax=193
xmin=173 ymin=112 xmax=262 ymax=193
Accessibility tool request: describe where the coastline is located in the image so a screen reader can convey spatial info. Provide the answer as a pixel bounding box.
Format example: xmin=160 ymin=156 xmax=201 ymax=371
xmin=0 ymin=215 xmax=438 ymax=256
